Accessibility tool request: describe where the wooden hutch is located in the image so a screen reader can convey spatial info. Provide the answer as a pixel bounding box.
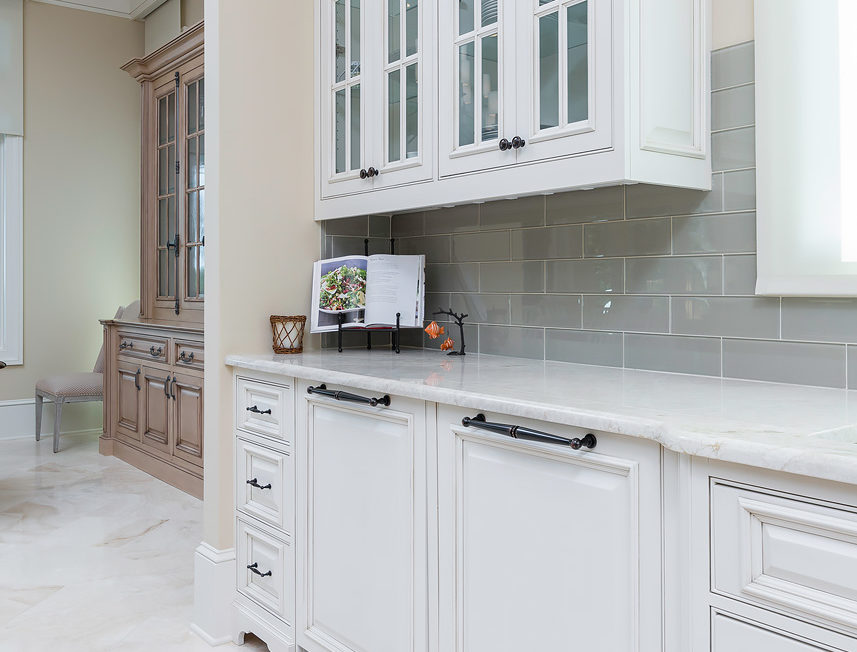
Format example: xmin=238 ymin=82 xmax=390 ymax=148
xmin=100 ymin=23 xmax=205 ymax=498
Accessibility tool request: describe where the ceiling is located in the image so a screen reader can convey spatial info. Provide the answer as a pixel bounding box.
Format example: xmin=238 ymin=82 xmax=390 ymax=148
xmin=31 ymin=0 xmax=168 ymax=20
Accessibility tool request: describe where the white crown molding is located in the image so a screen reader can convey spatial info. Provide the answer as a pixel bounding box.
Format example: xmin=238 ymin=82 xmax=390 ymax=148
xmin=30 ymin=0 xmax=169 ymax=20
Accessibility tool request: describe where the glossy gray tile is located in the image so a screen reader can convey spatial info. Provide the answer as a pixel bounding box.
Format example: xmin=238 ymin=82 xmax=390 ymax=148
xmin=625 ymin=256 xmax=723 ymax=295
xmin=584 ymin=218 xmax=671 ymax=257
xmin=480 ymin=261 xmax=545 ymax=293
xmin=452 ymin=231 xmax=511 ymax=262
xmin=546 ymin=187 xmax=624 ymax=225
xmin=479 ymin=325 xmax=545 ymax=359
xmin=723 ymin=339 xmax=846 ymax=388
xmin=723 ymin=170 xmax=756 ymax=211
xmin=425 ymin=293 xmax=452 ymax=318
xmin=451 ymin=293 xmax=511 ymax=324
xmin=391 ymin=211 xmax=425 ymax=237
xmin=711 ymin=41 xmax=754 ymax=90
xmin=511 ymin=225 xmax=583 ymax=260
xmin=423 ymin=205 xmax=479 ymax=234
xmin=424 ymin=322 xmax=478 ymax=352
xmin=480 ymin=196 xmax=545 ymax=230
xmin=397 ymin=235 xmax=451 ymax=263
xmin=582 ymin=295 xmax=670 ymax=333
xmin=545 ymin=329 xmax=624 ymax=367
xmin=545 ymin=258 xmax=624 ymax=294
xmin=626 ymin=175 xmax=723 ymax=218
xmin=510 ymin=294 xmax=582 ymax=328
xmin=723 ymin=255 xmax=757 ymax=295
xmin=330 ymin=236 xmax=368 ymax=257
xmin=712 ymin=127 xmax=755 ymax=172
xmin=624 ymin=333 xmax=722 ymax=376
xmin=848 ymin=345 xmax=857 ymax=389
xmin=324 ymin=216 xmax=368 ymax=236
xmin=673 ymin=212 xmax=756 ymax=255
xmin=712 ymin=84 xmax=755 ymax=131
xmin=426 ymin=263 xmax=479 ymax=292
xmin=369 ymin=215 xmax=392 ymax=237
xmin=672 ymin=297 xmax=779 ymax=339
xmin=781 ymin=299 xmax=857 ymax=344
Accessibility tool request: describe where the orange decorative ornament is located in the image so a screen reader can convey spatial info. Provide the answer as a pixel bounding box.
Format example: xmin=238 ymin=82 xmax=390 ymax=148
xmin=440 ymin=337 xmax=455 ymax=352
xmin=424 ymin=321 xmax=445 ymax=340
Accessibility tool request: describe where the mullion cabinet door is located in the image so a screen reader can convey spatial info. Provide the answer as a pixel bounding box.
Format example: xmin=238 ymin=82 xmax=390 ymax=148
xmin=514 ymin=0 xmax=613 ymax=164
xmin=371 ymin=0 xmax=434 ymax=189
xmin=438 ymin=0 xmax=518 ymax=177
xmin=320 ymin=0 xmax=373 ymax=199
xmin=152 ymin=73 xmax=179 ymax=316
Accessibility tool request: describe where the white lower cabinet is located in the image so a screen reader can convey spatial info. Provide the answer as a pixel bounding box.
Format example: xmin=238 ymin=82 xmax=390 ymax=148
xmin=436 ymin=405 xmax=664 ymax=652
xmin=295 ymin=380 xmax=430 ymax=652
xmin=712 ymin=612 xmax=837 ymax=652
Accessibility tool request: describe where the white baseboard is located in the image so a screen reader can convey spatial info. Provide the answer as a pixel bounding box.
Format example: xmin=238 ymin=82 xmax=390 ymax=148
xmin=0 ymin=398 xmax=102 ymax=441
xmin=193 ymin=542 xmax=236 ymax=646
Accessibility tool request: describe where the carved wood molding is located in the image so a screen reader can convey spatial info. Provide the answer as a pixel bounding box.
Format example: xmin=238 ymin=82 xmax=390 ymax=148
xmin=122 ymin=20 xmax=204 ymax=81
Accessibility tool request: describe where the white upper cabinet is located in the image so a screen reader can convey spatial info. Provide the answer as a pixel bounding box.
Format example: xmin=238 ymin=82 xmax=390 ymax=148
xmin=315 ymin=0 xmax=711 ymax=219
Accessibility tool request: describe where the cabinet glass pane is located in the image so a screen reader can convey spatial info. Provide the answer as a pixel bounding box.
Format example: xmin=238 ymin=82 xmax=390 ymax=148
xmin=335 ymin=88 xmax=346 ymax=173
xmin=405 ymin=63 xmax=418 ymax=158
xmin=187 ymin=82 xmax=198 ymax=134
xmin=159 ymin=147 xmax=168 ymax=195
xmin=168 ymin=93 xmax=175 ymax=141
xmin=567 ymin=1 xmax=588 ymax=123
xmin=158 ymin=97 xmax=168 ymax=145
xmin=188 ymin=191 xmax=199 ymax=242
xmin=388 ymin=68 xmax=401 ymax=163
xmin=459 ymin=0 xmax=474 ymax=35
xmin=158 ymin=198 xmax=168 ymax=246
xmin=481 ymin=0 xmax=497 ymax=26
xmin=158 ymin=250 xmax=169 ymax=297
xmin=188 ymin=136 xmax=198 ymax=189
xmin=539 ymin=12 xmax=560 ymax=129
xmin=199 ymin=245 xmax=205 ymax=296
xmin=169 ymin=196 xmax=176 ymax=238
xmin=458 ymin=41 xmax=475 ymax=146
xmin=388 ymin=0 xmax=401 ymax=63
xmin=167 ymin=246 xmax=176 ymax=296
xmin=188 ymin=249 xmax=199 ymax=298
xmin=198 ymin=134 xmax=205 ymax=186
xmin=406 ymin=0 xmax=418 ymax=56
xmin=168 ymin=144 xmax=176 ymax=193
xmin=350 ymin=84 xmax=361 ymax=171
xmin=350 ymin=0 xmax=360 ymax=76
xmin=198 ymin=78 xmax=205 ymax=130
xmin=481 ymin=34 xmax=499 ymax=141
xmin=335 ymin=0 xmax=346 ymax=82
xmin=198 ymin=189 xmax=205 ymax=240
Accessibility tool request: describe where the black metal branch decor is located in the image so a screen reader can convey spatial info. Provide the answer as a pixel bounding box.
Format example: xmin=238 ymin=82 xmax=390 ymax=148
xmin=428 ymin=308 xmax=468 ymax=356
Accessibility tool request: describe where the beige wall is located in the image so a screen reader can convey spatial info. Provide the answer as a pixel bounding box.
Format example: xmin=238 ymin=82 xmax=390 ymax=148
xmin=0 ymin=2 xmax=141 ymax=431
xmin=713 ymin=0 xmax=754 ymax=49
xmin=144 ymin=0 xmax=203 ymax=55
xmin=203 ymin=0 xmax=320 ymax=548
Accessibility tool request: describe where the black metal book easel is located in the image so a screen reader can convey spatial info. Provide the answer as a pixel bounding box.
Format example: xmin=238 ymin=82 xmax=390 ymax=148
xmin=335 ymin=238 xmax=404 ymax=354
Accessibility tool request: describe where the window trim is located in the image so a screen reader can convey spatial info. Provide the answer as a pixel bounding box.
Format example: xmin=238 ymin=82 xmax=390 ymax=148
xmin=0 ymin=135 xmax=23 ymax=365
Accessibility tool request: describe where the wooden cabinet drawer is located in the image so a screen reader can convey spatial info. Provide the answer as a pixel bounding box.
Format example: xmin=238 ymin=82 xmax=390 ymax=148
xmin=236 ymin=518 xmax=293 ymax=623
xmin=236 ymin=437 xmax=293 ymax=534
xmin=174 ymin=340 xmax=204 ymax=370
xmin=236 ymin=378 xmax=292 ymax=442
xmin=712 ymin=612 xmax=838 ymax=652
xmin=711 ymin=481 xmax=857 ymax=634
xmin=117 ymin=331 xmax=170 ymax=365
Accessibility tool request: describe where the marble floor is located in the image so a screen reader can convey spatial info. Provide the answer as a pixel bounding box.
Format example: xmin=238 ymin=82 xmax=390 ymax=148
xmin=0 ymin=432 xmax=269 ymax=652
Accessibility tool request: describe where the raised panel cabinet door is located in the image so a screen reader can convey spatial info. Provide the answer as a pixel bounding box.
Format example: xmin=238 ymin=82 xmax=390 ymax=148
xmin=437 ymin=406 xmax=663 ymax=652
xmin=171 ymin=371 xmax=203 ymax=467
xmin=438 ymin=0 xmax=520 ymax=177
xmin=513 ymin=0 xmax=614 ymax=164
xmin=296 ymin=384 xmax=429 ymax=652
xmin=115 ymin=360 xmax=142 ymax=443
xmin=141 ymin=365 xmax=171 ymax=455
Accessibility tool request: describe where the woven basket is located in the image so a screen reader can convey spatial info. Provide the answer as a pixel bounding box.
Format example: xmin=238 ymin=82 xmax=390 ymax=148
xmin=270 ymin=315 xmax=307 ymax=354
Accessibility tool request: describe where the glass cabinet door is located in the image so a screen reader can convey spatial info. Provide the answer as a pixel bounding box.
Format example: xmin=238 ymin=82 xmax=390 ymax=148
xmin=321 ymin=0 xmax=369 ymax=198
xmin=154 ymin=77 xmax=177 ymax=305
xmin=184 ymin=73 xmax=204 ymax=304
xmin=514 ymin=0 xmax=612 ymax=164
xmin=438 ymin=0 xmax=517 ymax=177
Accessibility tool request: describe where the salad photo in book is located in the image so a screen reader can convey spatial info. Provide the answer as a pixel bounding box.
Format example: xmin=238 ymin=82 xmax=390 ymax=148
xmin=310 ymin=254 xmax=426 ymax=333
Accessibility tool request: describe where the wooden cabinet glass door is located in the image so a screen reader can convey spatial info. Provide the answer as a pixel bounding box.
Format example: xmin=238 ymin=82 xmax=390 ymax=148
xmin=182 ymin=63 xmax=205 ymax=307
xmin=154 ymin=73 xmax=178 ymax=308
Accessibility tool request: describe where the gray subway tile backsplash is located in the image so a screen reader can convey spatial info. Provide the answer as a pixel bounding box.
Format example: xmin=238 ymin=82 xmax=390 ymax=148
xmin=375 ymin=41 xmax=852 ymax=388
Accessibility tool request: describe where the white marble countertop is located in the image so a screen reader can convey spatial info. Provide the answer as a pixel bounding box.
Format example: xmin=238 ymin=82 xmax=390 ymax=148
xmin=226 ymin=349 xmax=857 ymax=485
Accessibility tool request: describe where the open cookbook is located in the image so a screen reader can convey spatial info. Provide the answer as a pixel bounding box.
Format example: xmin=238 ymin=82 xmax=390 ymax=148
xmin=310 ymin=254 xmax=426 ymax=333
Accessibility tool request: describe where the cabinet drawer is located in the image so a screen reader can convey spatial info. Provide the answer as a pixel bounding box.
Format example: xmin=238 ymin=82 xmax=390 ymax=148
xmin=174 ymin=340 xmax=204 ymax=370
xmin=236 ymin=437 xmax=293 ymax=534
xmin=236 ymin=378 xmax=292 ymax=442
xmin=712 ymin=612 xmax=839 ymax=652
xmin=236 ymin=518 xmax=293 ymax=623
xmin=117 ymin=331 xmax=170 ymax=365
xmin=711 ymin=481 xmax=857 ymax=634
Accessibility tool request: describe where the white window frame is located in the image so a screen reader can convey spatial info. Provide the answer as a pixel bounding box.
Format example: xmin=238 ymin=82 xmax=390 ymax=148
xmin=0 ymin=134 xmax=23 ymax=365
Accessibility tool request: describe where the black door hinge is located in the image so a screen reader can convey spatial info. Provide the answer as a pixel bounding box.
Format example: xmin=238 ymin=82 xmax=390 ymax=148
xmin=175 ymin=160 xmax=180 ymax=174
xmin=174 ymin=71 xmax=179 ymax=87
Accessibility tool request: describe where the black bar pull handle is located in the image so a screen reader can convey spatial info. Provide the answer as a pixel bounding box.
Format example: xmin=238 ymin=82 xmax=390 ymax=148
xmin=246 ymin=405 xmax=272 ymax=415
xmin=179 ymin=351 xmax=195 ymax=364
xmin=164 ymin=375 xmax=171 ymax=398
xmin=246 ymin=562 xmax=272 ymax=578
xmin=461 ymin=413 xmax=597 ymax=450
xmin=149 ymin=345 xmax=163 ymax=357
xmin=307 ymin=384 xmax=391 ymax=407
xmin=134 ymin=368 xmax=141 ymax=391
xmin=246 ymin=478 xmax=272 ymax=490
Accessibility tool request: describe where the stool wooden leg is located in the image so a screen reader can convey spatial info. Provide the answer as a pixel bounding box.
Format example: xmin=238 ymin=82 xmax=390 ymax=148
xmin=53 ymin=399 xmax=64 ymax=453
xmin=35 ymin=393 xmax=43 ymax=441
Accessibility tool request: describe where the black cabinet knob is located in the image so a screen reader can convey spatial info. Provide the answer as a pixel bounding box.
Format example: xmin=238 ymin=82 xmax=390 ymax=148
xmin=359 ymin=168 xmax=368 ymax=179
xmin=499 ymin=138 xmax=511 ymax=151
xmin=512 ymin=136 xmax=526 ymax=149
xmin=367 ymin=167 xmax=379 ymax=178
